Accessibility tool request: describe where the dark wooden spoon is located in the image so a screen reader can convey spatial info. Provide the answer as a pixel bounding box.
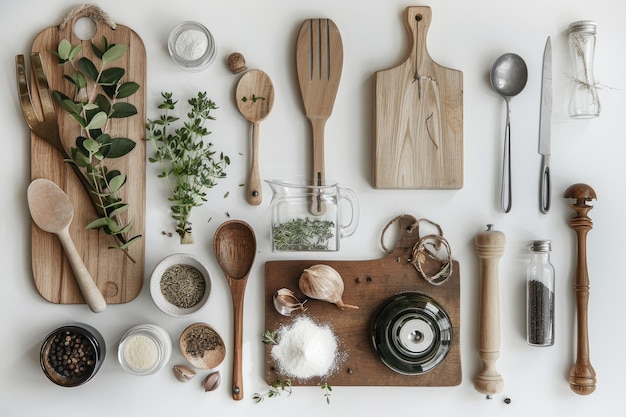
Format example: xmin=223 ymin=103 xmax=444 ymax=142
xmin=213 ymin=220 xmax=256 ymax=400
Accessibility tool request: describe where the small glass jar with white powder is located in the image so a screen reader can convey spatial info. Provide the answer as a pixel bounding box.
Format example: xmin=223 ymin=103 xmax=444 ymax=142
xmin=168 ymin=21 xmax=216 ymax=71
xmin=118 ymin=324 xmax=172 ymax=376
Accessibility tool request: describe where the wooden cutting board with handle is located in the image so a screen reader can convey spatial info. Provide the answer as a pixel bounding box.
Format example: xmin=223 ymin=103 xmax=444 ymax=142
xmin=264 ymin=215 xmax=461 ymax=386
xmin=28 ymin=5 xmax=146 ymax=305
xmin=373 ymin=6 xmax=463 ymax=189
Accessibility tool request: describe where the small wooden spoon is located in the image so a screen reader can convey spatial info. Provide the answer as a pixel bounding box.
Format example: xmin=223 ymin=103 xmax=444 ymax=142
xmin=27 ymin=178 xmax=106 ymax=313
xmin=235 ymin=69 xmax=275 ymax=206
xmin=213 ymin=220 xmax=256 ymax=400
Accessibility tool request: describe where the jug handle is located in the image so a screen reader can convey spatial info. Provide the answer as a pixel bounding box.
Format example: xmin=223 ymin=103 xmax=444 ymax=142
xmin=338 ymin=187 xmax=359 ymax=238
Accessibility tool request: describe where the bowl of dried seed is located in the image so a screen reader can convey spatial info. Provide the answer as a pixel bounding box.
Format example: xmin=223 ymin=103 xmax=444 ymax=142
xmin=150 ymin=253 xmax=211 ymax=318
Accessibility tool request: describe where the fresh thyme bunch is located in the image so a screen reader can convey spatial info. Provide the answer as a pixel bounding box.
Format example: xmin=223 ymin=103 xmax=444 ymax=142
xmin=146 ymin=92 xmax=230 ymax=244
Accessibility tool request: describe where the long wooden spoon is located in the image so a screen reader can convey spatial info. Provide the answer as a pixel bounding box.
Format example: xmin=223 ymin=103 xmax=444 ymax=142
xmin=213 ymin=220 xmax=256 ymax=400
xmin=296 ymin=18 xmax=343 ymax=191
xmin=27 ymin=178 xmax=106 ymax=313
xmin=235 ymin=69 xmax=275 ymax=206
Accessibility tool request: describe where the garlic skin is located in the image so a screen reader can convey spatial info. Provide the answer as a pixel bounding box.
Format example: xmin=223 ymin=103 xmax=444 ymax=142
xmin=273 ymin=288 xmax=307 ymax=316
xmin=173 ymin=364 xmax=196 ymax=382
xmin=299 ymin=264 xmax=358 ymax=310
xmin=203 ymin=370 xmax=221 ymax=392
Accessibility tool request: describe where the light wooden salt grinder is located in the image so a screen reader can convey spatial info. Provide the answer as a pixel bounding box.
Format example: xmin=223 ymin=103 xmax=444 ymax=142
xmin=474 ymin=224 xmax=505 ymax=398
xmin=564 ymin=183 xmax=597 ymax=395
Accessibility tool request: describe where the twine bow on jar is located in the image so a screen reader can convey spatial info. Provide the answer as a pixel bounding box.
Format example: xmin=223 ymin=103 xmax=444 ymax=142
xmin=380 ymin=214 xmax=453 ymax=285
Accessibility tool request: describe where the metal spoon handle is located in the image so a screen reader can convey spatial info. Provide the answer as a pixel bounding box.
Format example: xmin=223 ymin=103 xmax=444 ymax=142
xmin=501 ymin=101 xmax=512 ymax=213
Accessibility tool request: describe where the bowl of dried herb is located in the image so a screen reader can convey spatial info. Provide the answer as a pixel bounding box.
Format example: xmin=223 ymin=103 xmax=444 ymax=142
xmin=150 ymin=253 xmax=211 ymax=318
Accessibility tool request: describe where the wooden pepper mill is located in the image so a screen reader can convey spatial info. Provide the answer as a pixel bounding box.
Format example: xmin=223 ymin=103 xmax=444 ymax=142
xmin=474 ymin=224 xmax=505 ymax=398
xmin=564 ymin=183 xmax=597 ymax=395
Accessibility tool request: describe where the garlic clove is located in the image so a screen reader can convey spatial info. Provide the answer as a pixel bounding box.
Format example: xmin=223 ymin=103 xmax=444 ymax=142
xmin=173 ymin=364 xmax=196 ymax=382
xmin=273 ymin=288 xmax=307 ymax=316
xmin=203 ymin=370 xmax=221 ymax=392
xmin=299 ymin=264 xmax=359 ymax=311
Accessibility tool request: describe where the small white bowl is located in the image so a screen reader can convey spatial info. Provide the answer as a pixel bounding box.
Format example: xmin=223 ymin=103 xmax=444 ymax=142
xmin=150 ymin=253 xmax=211 ymax=318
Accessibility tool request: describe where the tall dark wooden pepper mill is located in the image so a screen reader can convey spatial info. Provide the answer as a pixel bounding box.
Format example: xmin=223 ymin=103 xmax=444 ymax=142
xmin=564 ymin=183 xmax=597 ymax=395
xmin=474 ymin=224 xmax=505 ymax=398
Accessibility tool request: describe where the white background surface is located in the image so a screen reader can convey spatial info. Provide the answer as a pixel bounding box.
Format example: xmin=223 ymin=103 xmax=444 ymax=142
xmin=2 ymin=0 xmax=626 ymax=415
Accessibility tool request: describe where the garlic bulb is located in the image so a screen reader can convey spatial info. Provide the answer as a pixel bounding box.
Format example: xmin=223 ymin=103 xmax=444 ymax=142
xmin=299 ymin=264 xmax=358 ymax=310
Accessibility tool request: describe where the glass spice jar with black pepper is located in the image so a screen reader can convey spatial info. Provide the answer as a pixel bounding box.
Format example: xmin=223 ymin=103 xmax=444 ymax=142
xmin=526 ymin=240 xmax=555 ymax=346
xmin=39 ymin=323 xmax=106 ymax=387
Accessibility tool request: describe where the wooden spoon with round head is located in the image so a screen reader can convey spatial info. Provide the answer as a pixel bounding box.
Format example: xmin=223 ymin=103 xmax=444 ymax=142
xmin=27 ymin=178 xmax=106 ymax=313
xmin=213 ymin=220 xmax=256 ymax=400
xmin=235 ymin=69 xmax=275 ymax=206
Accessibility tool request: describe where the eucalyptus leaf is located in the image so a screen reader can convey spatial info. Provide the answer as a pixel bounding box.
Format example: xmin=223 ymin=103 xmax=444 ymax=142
xmin=108 ymin=174 xmax=127 ymax=193
xmin=69 ymin=44 xmax=83 ymax=61
xmin=94 ymin=94 xmax=111 ymax=115
xmin=99 ymin=67 xmax=125 ymax=86
xmin=107 ymin=138 xmax=136 ymax=158
xmin=57 ymin=39 xmax=72 ymax=60
xmin=116 ymin=82 xmax=140 ymax=99
xmin=78 ymin=57 xmax=98 ymax=81
xmin=82 ymin=138 xmax=101 ymax=153
xmin=102 ymin=44 xmax=126 ymax=64
xmin=111 ymin=102 xmax=138 ymax=118
xmin=85 ymin=111 xmax=108 ymax=130
xmin=85 ymin=217 xmax=110 ymax=230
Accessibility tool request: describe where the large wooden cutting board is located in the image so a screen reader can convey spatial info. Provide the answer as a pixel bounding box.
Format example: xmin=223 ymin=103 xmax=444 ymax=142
xmin=264 ymin=216 xmax=461 ymax=386
xmin=28 ymin=5 xmax=146 ymax=305
xmin=373 ymin=6 xmax=463 ymax=189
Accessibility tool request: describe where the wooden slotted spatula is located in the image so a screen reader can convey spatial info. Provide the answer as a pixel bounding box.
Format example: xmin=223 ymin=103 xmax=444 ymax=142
xmin=296 ymin=18 xmax=343 ymax=188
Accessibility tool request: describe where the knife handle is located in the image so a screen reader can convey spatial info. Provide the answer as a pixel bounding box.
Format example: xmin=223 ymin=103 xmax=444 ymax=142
xmin=540 ymin=155 xmax=551 ymax=213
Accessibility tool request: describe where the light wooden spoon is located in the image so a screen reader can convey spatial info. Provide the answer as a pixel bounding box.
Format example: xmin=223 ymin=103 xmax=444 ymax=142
xmin=235 ymin=69 xmax=275 ymax=206
xmin=27 ymin=178 xmax=106 ymax=313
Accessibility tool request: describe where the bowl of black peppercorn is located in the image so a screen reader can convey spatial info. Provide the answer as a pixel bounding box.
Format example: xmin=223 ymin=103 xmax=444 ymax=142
xmin=40 ymin=323 xmax=106 ymax=387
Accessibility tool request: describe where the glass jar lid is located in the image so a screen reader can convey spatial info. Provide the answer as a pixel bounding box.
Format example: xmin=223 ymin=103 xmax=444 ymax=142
xmin=531 ymin=240 xmax=552 ymax=252
xmin=568 ymin=20 xmax=597 ymax=34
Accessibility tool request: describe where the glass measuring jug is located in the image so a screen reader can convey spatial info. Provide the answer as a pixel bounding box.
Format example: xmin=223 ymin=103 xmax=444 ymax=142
xmin=266 ymin=180 xmax=359 ymax=251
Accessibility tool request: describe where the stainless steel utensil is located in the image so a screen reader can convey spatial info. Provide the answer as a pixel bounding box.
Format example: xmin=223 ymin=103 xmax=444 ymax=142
xmin=490 ymin=53 xmax=528 ymax=213
xmin=539 ymin=37 xmax=553 ymax=213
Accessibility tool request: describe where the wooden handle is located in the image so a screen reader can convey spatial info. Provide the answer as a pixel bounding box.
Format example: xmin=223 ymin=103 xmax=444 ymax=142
xmin=473 ymin=224 xmax=505 ymax=397
xmin=229 ymin=278 xmax=247 ymax=400
xmin=404 ymin=6 xmax=432 ymax=68
xmin=58 ymin=229 xmax=106 ymax=313
xmin=564 ymin=184 xmax=597 ymax=395
xmin=246 ymin=121 xmax=262 ymax=205
xmin=310 ymin=117 xmax=326 ymax=186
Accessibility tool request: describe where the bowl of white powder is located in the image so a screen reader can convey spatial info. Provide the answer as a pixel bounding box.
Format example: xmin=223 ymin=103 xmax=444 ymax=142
xmin=118 ymin=324 xmax=172 ymax=376
xmin=168 ymin=21 xmax=216 ymax=71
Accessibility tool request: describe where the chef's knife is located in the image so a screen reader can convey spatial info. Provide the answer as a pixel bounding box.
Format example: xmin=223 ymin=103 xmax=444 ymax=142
xmin=539 ymin=36 xmax=552 ymax=213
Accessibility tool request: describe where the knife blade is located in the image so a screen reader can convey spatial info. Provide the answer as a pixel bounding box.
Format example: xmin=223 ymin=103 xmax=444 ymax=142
xmin=539 ymin=36 xmax=552 ymax=213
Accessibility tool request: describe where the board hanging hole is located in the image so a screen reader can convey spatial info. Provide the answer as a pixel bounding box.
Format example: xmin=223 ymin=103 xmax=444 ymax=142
xmin=415 ymin=14 xmax=423 ymax=22
xmin=74 ymin=17 xmax=97 ymax=40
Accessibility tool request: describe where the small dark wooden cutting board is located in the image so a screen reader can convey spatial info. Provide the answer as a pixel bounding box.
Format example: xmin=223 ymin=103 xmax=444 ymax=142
xmin=29 ymin=5 xmax=146 ymax=305
xmin=264 ymin=216 xmax=461 ymax=387
xmin=373 ymin=6 xmax=463 ymax=189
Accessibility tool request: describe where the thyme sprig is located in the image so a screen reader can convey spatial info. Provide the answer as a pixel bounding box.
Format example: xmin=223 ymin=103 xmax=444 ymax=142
xmin=52 ymin=37 xmax=141 ymax=258
xmin=262 ymin=330 xmax=279 ymax=345
xmin=321 ymin=382 xmax=332 ymax=405
xmin=252 ymin=379 xmax=292 ymax=403
xmin=146 ymin=92 xmax=230 ymax=244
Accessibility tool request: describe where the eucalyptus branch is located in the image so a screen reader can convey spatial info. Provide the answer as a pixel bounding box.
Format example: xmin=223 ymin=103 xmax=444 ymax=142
xmin=52 ymin=37 xmax=142 ymax=259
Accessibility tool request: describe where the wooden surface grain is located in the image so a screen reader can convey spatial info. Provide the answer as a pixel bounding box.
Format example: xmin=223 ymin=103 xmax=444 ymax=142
xmin=264 ymin=216 xmax=461 ymax=387
xmin=29 ymin=7 xmax=146 ymax=305
xmin=373 ymin=6 xmax=463 ymax=189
